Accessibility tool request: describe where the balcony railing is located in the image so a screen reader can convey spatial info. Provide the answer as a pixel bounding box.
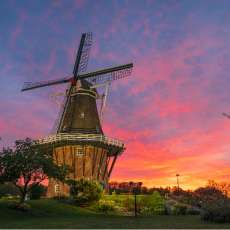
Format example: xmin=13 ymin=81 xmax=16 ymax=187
xmin=35 ymin=133 xmax=125 ymax=148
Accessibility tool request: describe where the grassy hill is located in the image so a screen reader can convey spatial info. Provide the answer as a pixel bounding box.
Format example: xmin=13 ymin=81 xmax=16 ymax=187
xmin=1 ymin=199 xmax=230 ymax=229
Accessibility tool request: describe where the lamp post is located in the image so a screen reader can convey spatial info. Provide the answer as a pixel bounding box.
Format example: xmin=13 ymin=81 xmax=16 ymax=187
xmin=134 ymin=189 xmax=137 ymax=217
xmin=133 ymin=186 xmax=139 ymax=217
xmin=176 ymin=174 xmax=180 ymax=190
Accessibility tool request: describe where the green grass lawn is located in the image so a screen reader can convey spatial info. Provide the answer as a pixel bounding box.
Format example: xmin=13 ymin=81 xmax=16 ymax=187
xmin=1 ymin=199 xmax=230 ymax=229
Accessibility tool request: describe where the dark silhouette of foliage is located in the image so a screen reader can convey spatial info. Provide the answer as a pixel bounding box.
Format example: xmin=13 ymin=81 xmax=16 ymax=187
xmin=0 ymin=138 xmax=68 ymax=203
xmin=194 ymin=186 xmax=226 ymax=207
xmin=0 ymin=182 xmax=20 ymax=197
xmin=201 ymin=198 xmax=230 ymax=223
xmin=29 ymin=184 xmax=47 ymax=200
xmin=207 ymin=180 xmax=230 ymax=197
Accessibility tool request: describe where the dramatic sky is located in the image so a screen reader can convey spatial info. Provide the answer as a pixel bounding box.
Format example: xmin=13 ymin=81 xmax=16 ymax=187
xmin=0 ymin=0 xmax=230 ymax=189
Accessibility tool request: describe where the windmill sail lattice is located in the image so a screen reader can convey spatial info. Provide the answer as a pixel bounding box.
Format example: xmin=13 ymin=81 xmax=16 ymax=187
xmin=78 ymin=32 xmax=92 ymax=74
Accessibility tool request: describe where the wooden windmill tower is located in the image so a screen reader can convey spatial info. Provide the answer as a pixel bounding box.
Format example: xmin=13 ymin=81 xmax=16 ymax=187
xmin=21 ymin=33 xmax=133 ymax=197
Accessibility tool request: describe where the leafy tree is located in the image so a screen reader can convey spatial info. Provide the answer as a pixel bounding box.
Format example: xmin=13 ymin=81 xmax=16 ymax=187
xmin=0 ymin=138 xmax=68 ymax=203
xmin=193 ymin=186 xmax=226 ymax=207
xmin=208 ymin=180 xmax=230 ymax=197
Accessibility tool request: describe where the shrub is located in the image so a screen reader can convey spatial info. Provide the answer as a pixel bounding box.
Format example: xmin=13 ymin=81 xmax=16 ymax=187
xmin=122 ymin=195 xmax=135 ymax=212
xmin=201 ymin=199 xmax=230 ymax=223
xmin=139 ymin=191 xmax=166 ymax=215
xmin=95 ymin=199 xmax=116 ymax=213
xmin=171 ymin=204 xmax=187 ymax=215
xmin=140 ymin=206 xmax=165 ymax=216
xmin=1 ymin=195 xmax=20 ymax=201
xmin=67 ymin=179 xmax=103 ymax=206
xmin=0 ymin=183 xmax=20 ymax=198
xmin=29 ymin=184 xmax=47 ymax=200
xmin=186 ymin=206 xmax=200 ymax=215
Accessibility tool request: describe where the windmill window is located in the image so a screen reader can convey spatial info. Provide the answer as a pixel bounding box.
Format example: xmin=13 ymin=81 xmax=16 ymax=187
xmin=54 ymin=184 xmax=60 ymax=193
xmin=76 ymin=148 xmax=84 ymax=156
xmin=80 ymin=112 xmax=85 ymax=119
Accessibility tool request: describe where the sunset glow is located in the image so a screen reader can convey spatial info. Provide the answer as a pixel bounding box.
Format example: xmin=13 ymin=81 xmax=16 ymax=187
xmin=0 ymin=0 xmax=230 ymax=189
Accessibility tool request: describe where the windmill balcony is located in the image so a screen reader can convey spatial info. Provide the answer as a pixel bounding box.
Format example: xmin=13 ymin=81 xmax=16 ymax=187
xmin=34 ymin=133 xmax=125 ymax=156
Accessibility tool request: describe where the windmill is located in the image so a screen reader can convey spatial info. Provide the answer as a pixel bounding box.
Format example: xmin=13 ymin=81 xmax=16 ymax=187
xmin=21 ymin=32 xmax=133 ymax=197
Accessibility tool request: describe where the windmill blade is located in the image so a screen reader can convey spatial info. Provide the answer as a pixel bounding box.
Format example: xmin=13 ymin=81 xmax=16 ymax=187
xmin=222 ymin=112 xmax=230 ymax=119
xmin=22 ymin=32 xmax=92 ymax=92
xmin=78 ymin=32 xmax=92 ymax=74
xmin=100 ymin=81 xmax=110 ymax=122
xmin=79 ymin=63 xmax=133 ymax=84
xmin=21 ymin=76 xmax=72 ymax=91
xmin=90 ymin=81 xmax=110 ymax=89
xmin=73 ymin=32 xmax=92 ymax=78
xmin=50 ymin=93 xmax=68 ymax=134
xmin=57 ymin=33 xmax=92 ymax=133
